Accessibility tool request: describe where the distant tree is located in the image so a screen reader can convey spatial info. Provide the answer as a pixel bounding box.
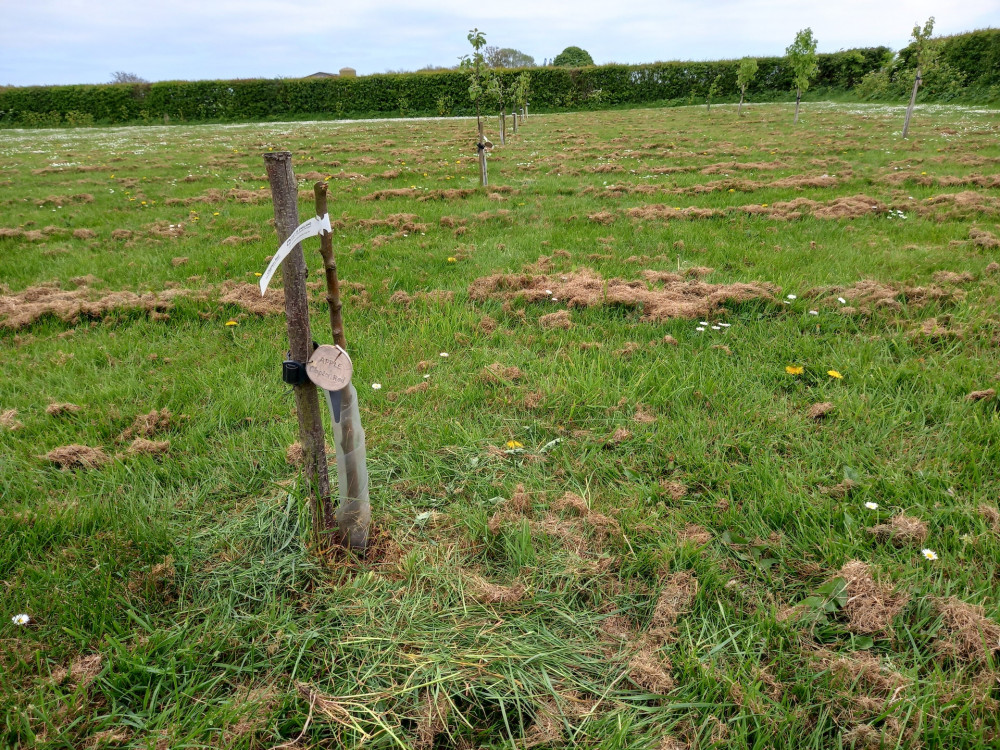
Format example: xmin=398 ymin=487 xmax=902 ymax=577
xmin=483 ymin=46 xmax=535 ymax=69
xmin=736 ymin=57 xmax=758 ymax=116
xmin=902 ymin=17 xmax=936 ymax=138
xmin=552 ymin=46 xmax=594 ymax=67
xmin=111 ymin=71 xmax=147 ymax=84
xmin=786 ymin=28 xmax=818 ymax=123
xmin=459 ymin=28 xmax=490 ymax=140
xmin=706 ymin=74 xmax=722 ymax=112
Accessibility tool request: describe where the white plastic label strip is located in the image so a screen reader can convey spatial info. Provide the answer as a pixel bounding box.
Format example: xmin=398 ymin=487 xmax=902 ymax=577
xmin=259 ymin=213 xmax=332 ymax=295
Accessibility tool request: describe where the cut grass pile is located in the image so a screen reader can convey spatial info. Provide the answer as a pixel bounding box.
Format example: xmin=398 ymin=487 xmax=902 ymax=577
xmin=1 ymin=102 xmax=999 ymax=748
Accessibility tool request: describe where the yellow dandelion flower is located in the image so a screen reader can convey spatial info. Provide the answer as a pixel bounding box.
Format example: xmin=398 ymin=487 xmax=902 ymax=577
xmin=827 ymin=370 xmax=843 ymax=379
xmin=505 ymin=440 xmax=524 ymax=449
xmin=254 ymin=272 xmax=262 ymax=277
xmin=447 ymin=257 xmax=457 ymax=263
xmin=785 ymin=365 xmax=804 ymax=375
xmin=212 ymin=212 xmax=219 ymax=216
xmin=225 ymin=320 xmax=238 ymax=326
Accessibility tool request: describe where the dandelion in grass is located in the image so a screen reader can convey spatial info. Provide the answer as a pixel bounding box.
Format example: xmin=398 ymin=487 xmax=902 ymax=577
xmin=827 ymin=370 xmax=843 ymax=379
xmin=786 ymin=365 xmax=804 ymax=375
xmin=447 ymin=257 xmax=457 ymax=263
xmin=371 ymin=383 xmax=382 ymax=390
xmin=506 ymin=440 xmax=524 ymax=449
xmin=254 ymin=272 xmax=262 ymax=277
xmin=225 ymin=320 xmax=238 ymax=327
xmin=922 ymin=548 xmax=938 ymax=561
xmin=11 ymin=614 xmax=29 ymax=626
xmin=865 ymin=502 xmax=879 ymax=510
xmin=212 ymin=212 xmax=219 ymax=216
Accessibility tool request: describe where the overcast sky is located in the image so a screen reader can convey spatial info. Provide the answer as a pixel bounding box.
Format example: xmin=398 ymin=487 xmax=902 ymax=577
xmin=1 ymin=0 xmax=996 ymax=86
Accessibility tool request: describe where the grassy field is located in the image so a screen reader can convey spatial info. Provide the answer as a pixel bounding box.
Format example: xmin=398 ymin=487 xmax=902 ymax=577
xmin=2 ymin=101 xmax=1000 ymax=749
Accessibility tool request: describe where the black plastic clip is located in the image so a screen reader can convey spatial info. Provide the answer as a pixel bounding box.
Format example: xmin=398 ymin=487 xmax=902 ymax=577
xmin=282 ymin=359 xmax=308 ymax=385
xmin=281 ymin=342 xmax=320 ymax=386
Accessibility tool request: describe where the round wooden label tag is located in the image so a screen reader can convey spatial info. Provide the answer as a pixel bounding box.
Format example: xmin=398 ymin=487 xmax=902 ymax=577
xmin=306 ymin=345 xmax=353 ymax=391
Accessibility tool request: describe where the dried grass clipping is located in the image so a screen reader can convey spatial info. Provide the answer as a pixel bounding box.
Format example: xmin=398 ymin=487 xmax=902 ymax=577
xmin=126 ymin=438 xmax=170 ymax=456
xmin=837 ymin=561 xmax=908 ymax=636
xmin=934 ymin=597 xmax=1000 ymax=666
xmin=470 ymin=268 xmax=778 ymax=322
xmin=867 ymin=514 xmax=928 ymax=547
xmin=121 ymin=408 xmax=172 ymax=440
xmin=43 ymin=444 xmax=110 ymax=470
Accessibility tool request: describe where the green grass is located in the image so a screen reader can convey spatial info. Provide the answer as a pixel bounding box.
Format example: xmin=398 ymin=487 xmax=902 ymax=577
xmin=2 ymin=101 xmax=1000 ymax=748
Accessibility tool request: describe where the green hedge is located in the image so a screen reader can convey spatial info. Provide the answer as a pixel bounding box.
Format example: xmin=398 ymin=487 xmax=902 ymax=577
xmin=898 ymin=27 xmax=1000 ymax=88
xmin=0 ymin=46 xmax=892 ymax=127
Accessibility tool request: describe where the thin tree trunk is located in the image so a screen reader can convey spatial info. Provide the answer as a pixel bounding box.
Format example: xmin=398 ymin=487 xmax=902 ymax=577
xmin=263 ymin=153 xmax=332 ymax=548
xmin=478 ymin=142 xmax=488 ymax=187
xmin=500 ymin=112 xmax=505 ymax=145
xmin=314 ymin=182 xmax=368 ymax=551
xmin=738 ymin=88 xmax=744 ymax=117
xmin=902 ymin=69 xmax=921 ymax=139
xmin=794 ymin=87 xmax=801 ymax=124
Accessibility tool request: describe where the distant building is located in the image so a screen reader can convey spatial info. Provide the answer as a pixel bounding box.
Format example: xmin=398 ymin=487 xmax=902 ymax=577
xmin=305 ymin=71 xmax=337 ymax=78
xmin=339 ymin=67 xmax=357 ymax=77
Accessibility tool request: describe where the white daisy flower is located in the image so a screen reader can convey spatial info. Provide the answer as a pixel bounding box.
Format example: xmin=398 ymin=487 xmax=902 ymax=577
xmin=711 ymin=326 xmax=721 ymax=330
xmin=11 ymin=614 xmax=29 ymax=626
xmin=719 ymin=323 xmax=731 ymax=327
xmin=371 ymin=383 xmax=382 ymax=390
xmin=439 ymin=352 xmax=449 ymax=358
xmin=921 ymin=548 xmax=938 ymax=561
xmin=838 ymin=297 xmax=847 ymax=304
xmin=865 ymin=502 xmax=879 ymax=510
xmin=809 ymin=310 xmax=818 ymax=316
xmin=695 ymin=327 xmax=705 ymax=332
xmin=787 ymin=294 xmax=797 ymax=300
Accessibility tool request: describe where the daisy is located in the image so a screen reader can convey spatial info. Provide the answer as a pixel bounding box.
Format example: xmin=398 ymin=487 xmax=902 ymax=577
xmin=439 ymin=352 xmax=449 ymax=358
xmin=371 ymin=383 xmax=382 ymax=390
xmin=921 ymin=548 xmax=938 ymax=561
xmin=865 ymin=502 xmax=879 ymax=510
xmin=11 ymin=614 xmax=29 ymax=626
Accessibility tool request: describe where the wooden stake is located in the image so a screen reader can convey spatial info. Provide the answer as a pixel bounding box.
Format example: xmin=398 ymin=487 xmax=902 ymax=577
xmin=512 ymin=112 xmax=518 ymax=135
xmin=794 ymin=87 xmax=801 ymax=124
xmin=902 ymin=69 xmax=921 ymax=139
xmin=500 ymin=112 xmax=506 ymax=145
xmin=264 ymin=152 xmax=333 ymax=547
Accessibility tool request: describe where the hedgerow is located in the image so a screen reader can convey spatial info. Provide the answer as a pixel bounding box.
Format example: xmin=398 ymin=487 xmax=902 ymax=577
xmin=0 ymin=44 xmax=966 ymax=128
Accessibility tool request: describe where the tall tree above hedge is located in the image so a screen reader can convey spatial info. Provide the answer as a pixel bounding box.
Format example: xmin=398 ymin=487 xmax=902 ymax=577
xmin=902 ymin=17 xmax=936 ymax=138
xmin=786 ymin=28 xmax=818 ymax=123
xmin=553 ymin=47 xmax=594 ymax=67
